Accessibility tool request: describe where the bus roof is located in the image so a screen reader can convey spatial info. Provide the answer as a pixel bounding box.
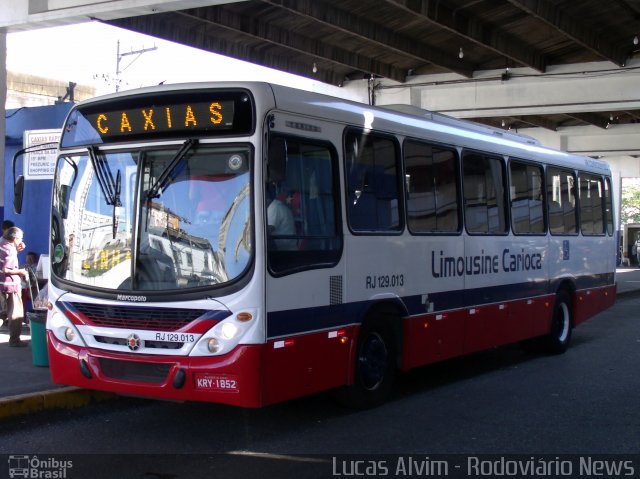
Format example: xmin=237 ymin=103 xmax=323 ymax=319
xmin=67 ymin=81 xmax=611 ymax=175
xmin=266 ymin=83 xmax=611 ymax=176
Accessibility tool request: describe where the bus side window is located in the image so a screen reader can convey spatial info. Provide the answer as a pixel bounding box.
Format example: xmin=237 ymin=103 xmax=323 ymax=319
xmin=463 ymin=151 xmax=507 ymax=234
xmin=267 ymin=136 xmax=342 ymax=275
xmin=345 ymin=130 xmax=402 ymax=233
xmin=405 ymin=139 xmax=460 ymax=233
xmin=547 ymin=167 xmax=578 ymax=235
xmin=509 ymin=160 xmax=545 ymax=235
xmin=579 ymin=173 xmax=605 ymax=235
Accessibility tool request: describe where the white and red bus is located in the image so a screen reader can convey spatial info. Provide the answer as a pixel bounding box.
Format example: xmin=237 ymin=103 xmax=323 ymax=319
xmin=20 ymin=82 xmax=616 ymax=407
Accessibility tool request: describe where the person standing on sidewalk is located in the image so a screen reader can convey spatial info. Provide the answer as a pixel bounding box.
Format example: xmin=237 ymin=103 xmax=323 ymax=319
xmin=0 ymin=227 xmax=29 ymax=347
xmin=0 ymin=220 xmax=25 ymax=329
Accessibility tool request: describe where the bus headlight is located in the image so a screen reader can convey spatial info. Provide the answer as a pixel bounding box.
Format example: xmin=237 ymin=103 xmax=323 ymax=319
xmin=219 ymin=322 xmax=239 ymax=340
xmin=64 ymin=327 xmax=76 ymax=342
xmin=207 ymin=338 xmax=220 ymax=353
xmin=191 ymin=309 xmax=257 ymax=357
xmin=49 ymin=310 xmax=85 ymax=347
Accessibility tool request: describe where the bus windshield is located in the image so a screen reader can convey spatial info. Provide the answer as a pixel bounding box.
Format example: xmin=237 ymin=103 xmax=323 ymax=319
xmin=51 ymin=144 xmax=252 ymax=292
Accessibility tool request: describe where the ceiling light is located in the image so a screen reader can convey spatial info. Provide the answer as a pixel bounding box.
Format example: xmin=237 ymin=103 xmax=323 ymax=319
xmin=312 ymin=62 xmax=317 ymax=73
xmin=634 ymin=35 xmax=639 ymax=46
xmin=458 ymin=47 xmax=464 ymax=59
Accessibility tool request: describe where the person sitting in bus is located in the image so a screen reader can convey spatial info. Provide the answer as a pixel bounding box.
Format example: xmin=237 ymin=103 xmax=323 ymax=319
xmin=266 ymin=185 xmax=296 ymax=250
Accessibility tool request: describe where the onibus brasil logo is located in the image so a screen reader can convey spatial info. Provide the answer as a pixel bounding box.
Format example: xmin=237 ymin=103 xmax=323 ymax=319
xmin=8 ymin=455 xmax=72 ymax=478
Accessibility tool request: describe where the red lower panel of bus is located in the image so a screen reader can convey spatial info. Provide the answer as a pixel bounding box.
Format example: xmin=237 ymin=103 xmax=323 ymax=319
xmin=48 ymin=284 xmax=615 ymax=407
xmin=48 ymin=326 xmax=356 ymax=407
xmin=402 ymin=295 xmax=554 ymax=370
xmin=262 ymin=326 xmax=356 ymax=405
xmin=402 ymin=285 xmax=616 ymax=371
xmin=48 ymin=333 xmax=265 ymax=407
xmin=574 ymin=284 xmax=617 ymax=326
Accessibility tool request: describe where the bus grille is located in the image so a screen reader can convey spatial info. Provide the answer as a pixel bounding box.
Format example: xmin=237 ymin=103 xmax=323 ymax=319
xmin=98 ymin=358 xmax=172 ymax=383
xmin=71 ymin=303 xmax=206 ymax=331
xmin=94 ymin=336 xmax=184 ymax=350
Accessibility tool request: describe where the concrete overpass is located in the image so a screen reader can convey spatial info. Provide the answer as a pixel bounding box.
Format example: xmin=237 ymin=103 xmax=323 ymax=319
xmin=2 ymin=0 xmax=640 ymax=215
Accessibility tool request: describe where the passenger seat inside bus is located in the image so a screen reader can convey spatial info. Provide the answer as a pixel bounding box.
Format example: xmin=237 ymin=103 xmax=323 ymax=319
xmin=348 ymin=165 xmax=398 ymax=231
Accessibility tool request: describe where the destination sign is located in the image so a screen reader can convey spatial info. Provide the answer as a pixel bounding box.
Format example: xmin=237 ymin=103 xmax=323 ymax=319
xmin=60 ymin=89 xmax=255 ymax=147
xmin=85 ymin=100 xmax=235 ymax=139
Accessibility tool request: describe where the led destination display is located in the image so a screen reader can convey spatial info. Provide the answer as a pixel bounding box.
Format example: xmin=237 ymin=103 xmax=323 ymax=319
xmin=86 ymin=100 xmax=234 ymax=139
xmin=60 ymin=90 xmax=254 ymax=147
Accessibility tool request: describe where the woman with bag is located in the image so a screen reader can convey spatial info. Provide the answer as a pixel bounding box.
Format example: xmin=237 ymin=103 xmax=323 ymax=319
xmin=0 ymin=227 xmax=28 ymax=347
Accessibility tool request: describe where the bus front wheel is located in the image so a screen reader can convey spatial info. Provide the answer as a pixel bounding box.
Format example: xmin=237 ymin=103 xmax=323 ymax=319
xmin=336 ymin=318 xmax=396 ymax=408
xmin=540 ymin=290 xmax=573 ymax=354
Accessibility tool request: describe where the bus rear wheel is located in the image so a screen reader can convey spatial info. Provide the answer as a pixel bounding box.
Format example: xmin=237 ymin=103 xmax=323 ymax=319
xmin=336 ymin=318 xmax=396 ymax=408
xmin=540 ymin=290 xmax=573 ymax=354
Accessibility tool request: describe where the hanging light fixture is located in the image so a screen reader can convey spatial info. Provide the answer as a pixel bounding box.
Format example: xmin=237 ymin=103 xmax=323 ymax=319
xmin=634 ymin=35 xmax=639 ymax=46
xmin=458 ymin=47 xmax=464 ymax=59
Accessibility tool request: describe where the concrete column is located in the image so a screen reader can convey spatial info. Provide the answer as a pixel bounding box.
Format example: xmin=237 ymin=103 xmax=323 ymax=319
xmin=1 ymin=31 xmax=6 ymax=214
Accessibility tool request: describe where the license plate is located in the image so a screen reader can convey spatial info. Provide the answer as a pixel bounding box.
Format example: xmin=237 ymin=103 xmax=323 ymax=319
xmin=195 ymin=374 xmax=239 ymax=392
xmin=154 ymin=332 xmax=196 ymax=343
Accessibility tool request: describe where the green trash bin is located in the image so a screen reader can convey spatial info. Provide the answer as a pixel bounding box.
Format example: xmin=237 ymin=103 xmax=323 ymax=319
xmin=27 ymin=311 xmax=49 ymax=367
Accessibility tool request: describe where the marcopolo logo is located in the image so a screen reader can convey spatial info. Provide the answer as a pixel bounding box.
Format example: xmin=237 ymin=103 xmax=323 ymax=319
xmin=8 ymin=455 xmax=72 ymax=478
xmin=116 ymin=294 xmax=147 ymax=302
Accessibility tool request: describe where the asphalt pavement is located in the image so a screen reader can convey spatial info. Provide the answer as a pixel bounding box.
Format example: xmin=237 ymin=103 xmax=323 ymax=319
xmin=1 ymin=267 xmax=639 ymax=420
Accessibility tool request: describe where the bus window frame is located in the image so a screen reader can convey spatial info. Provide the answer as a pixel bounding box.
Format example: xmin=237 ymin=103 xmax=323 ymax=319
xmin=461 ymin=149 xmax=510 ymax=236
xmin=604 ymin=175 xmax=615 ymax=237
xmin=343 ymin=127 xmax=405 ymax=236
xmin=507 ymin=157 xmax=547 ymax=236
xmin=402 ymin=137 xmax=463 ymax=236
xmin=546 ymin=165 xmax=579 ymax=237
xmin=266 ymin=134 xmax=343 ymax=278
xmin=49 ymin=143 xmax=258 ymax=302
xmin=578 ymin=171 xmax=607 ymax=237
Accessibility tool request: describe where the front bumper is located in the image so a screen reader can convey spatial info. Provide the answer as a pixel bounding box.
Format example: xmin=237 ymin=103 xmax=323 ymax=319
xmin=48 ymin=331 xmax=265 ymax=407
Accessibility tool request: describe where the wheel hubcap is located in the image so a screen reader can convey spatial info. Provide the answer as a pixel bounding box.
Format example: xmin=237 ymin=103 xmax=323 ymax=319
xmin=358 ymin=332 xmax=388 ymax=391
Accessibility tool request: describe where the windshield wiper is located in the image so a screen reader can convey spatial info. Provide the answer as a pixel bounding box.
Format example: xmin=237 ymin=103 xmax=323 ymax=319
xmin=88 ymin=146 xmax=121 ymax=207
xmin=112 ymin=170 xmax=122 ymax=240
xmin=146 ymin=139 xmax=197 ymax=200
xmin=88 ymin=146 xmax=122 ymax=239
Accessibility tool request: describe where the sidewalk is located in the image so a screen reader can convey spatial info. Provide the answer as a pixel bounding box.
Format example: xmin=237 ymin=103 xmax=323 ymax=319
xmin=0 ymin=322 xmax=57 ymax=396
xmin=614 ymin=266 xmax=640 ymax=295
xmin=1 ymin=268 xmax=640 ymax=420
xmin=0 ymin=321 xmax=113 ymax=420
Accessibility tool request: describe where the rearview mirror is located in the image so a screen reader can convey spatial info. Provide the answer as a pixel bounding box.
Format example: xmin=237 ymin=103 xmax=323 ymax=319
xmin=13 ymin=176 xmax=24 ymax=214
xmin=12 ymin=141 xmax=59 ymax=215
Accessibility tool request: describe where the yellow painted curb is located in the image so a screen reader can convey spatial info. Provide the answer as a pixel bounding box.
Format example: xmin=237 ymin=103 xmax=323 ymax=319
xmin=0 ymin=387 xmax=115 ymax=420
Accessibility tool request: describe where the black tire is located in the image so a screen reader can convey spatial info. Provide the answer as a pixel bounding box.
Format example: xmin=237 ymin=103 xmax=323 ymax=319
xmin=540 ymin=290 xmax=573 ymax=354
xmin=336 ymin=318 xmax=396 ymax=408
